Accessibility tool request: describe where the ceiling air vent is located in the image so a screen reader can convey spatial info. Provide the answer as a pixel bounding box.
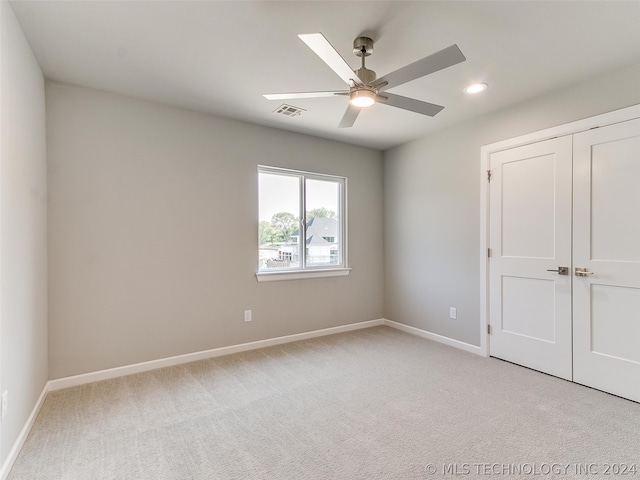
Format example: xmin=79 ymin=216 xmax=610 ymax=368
xmin=273 ymin=104 xmax=306 ymax=117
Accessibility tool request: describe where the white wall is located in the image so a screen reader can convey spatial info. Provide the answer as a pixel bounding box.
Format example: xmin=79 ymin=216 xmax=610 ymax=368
xmin=384 ymin=61 xmax=640 ymax=347
xmin=46 ymin=82 xmax=384 ymax=379
xmin=0 ymin=0 xmax=48 ymax=468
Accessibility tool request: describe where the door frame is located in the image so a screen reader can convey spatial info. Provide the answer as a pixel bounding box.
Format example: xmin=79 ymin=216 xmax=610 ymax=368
xmin=479 ymin=103 xmax=640 ymax=358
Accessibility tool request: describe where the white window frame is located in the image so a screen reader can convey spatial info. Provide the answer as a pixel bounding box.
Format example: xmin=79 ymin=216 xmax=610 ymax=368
xmin=256 ymin=165 xmax=350 ymax=282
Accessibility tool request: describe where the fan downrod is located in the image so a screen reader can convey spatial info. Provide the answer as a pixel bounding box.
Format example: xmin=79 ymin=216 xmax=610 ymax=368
xmin=352 ymin=37 xmax=376 ymax=85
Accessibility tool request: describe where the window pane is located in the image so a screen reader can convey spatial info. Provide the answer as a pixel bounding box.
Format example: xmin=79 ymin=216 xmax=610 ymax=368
xmin=258 ymin=172 xmax=300 ymax=270
xmin=305 ymin=178 xmax=341 ymax=266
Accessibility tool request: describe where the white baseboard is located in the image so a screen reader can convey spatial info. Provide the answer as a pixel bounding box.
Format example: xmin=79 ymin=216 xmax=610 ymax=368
xmin=0 ymin=383 xmax=50 ymax=480
xmin=46 ymin=319 xmax=482 ymax=394
xmin=383 ymin=319 xmax=485 ymax=356
xmin=48 ymin=318 xmax=385 ymax=391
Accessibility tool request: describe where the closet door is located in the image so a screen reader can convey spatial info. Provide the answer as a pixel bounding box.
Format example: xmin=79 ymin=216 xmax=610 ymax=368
xmin=489 ymin=136 xmax=573 ymax=380
xmin=573 ymin=118 xmax=640 ymax=403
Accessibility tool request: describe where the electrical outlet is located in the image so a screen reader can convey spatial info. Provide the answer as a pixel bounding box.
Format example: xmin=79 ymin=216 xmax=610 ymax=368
xmin=244 ymin=310 xmax=252 ymax=322
xmin=449 ymin=307 xmax=457 ymax=320
xmin=1 ymin=391 xmax=7 ymax=420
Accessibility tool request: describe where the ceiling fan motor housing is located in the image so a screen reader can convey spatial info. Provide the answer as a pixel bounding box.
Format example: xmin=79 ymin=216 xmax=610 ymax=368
xmin=353 ymin=37 xmax=373 ymax=56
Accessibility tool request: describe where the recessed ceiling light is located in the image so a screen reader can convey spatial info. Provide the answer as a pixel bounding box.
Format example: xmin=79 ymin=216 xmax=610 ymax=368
xmin=464 ymin=83 xmax=488 ymax=94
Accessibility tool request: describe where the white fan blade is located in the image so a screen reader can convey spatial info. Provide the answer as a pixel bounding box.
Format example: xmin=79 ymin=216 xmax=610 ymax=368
xmin=299 ymin=33 xmax=363 ymax=86
xmin=376 ymin=93 xmax=444 ymax=117
xmin=264 ymin=91 xmax=348 ymax=100
xmin=338 ymin=104 xmax=361 ymax=128
xmin=372 ymin=44 xmax=466 ymax=91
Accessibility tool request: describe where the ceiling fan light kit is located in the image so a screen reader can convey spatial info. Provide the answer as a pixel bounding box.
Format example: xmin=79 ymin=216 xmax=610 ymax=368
xmin=349 ymin=88 xmax=376 ymax=108
xmin=264 ymin=33 xmax=466 ymax=128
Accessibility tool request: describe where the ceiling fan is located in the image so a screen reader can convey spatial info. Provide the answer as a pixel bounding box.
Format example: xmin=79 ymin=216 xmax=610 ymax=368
xmin=264 ymin=33 xmax=466 ymax=128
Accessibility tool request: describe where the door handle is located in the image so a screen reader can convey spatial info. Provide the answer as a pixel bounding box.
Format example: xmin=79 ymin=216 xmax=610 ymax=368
xmin=575 ymin=267 xmax=594 ymax=277
xmin=547 ymin=266 xmax=569 ymax=275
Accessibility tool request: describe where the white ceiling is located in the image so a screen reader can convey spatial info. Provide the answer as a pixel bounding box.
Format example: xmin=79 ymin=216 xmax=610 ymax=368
xmin=10 ymin=0 xmax=640 ymax=150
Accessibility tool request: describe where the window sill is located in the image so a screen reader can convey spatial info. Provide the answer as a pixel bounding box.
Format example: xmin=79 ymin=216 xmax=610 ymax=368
xmin=256 ymin=268 xmax=351 ymax=283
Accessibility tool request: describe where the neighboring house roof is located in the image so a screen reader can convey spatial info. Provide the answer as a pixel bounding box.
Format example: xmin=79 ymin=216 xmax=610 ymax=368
xmin=289 ymin=217 xmax=338 ymax=249
xmin=306 ymin=235 xmax=331 ymax=246
xmin=295 ymin=217 xmax=337 ymax=237
xmin=281 ymin=217 xmax=337 ymax=254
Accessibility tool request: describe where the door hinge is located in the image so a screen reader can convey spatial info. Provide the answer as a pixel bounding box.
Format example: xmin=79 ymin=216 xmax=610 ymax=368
xmin=487 ymin=169 xmax=492 ymax=182
xmin=487 ymin=248 xmax=492 ymax=258
xmin=487 ymin=324 xmax=492 ymax=335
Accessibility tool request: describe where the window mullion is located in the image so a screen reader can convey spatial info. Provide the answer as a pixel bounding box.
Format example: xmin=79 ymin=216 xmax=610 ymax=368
xmin=300 ymin=174 xmax=306 ymax=270
xmin=338 ymin=180 xmax=344 ymax=266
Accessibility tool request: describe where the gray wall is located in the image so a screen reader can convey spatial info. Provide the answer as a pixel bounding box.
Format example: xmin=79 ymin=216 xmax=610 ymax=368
xmin=46 ymin=82 xmax=384 ymax=379
xmin=384 ymin=61 xmax=640 ymax=347
xmin=0 ymin=0 xmax=48 ymax=467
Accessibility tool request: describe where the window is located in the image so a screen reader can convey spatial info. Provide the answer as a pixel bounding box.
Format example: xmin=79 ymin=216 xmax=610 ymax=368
xmin=257 ymin=166 xmax=348 ymax=281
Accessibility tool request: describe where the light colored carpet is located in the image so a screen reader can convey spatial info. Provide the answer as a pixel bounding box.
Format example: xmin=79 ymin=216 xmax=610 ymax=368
xmin=8 ymin=326 xmax=640 ymax=479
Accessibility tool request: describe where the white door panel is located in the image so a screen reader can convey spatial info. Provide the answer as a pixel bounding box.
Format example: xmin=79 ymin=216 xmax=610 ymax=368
xmin=489 ymin=137 xmax=573 ymax=380
xmin=573 ymin=118 xmax=640 ymax=402
xmin=589 ymin=284 xmax=640 ymax=364
xmin=501 ymin=276 xmax=556 ymax=342
xmin=590 ymin=135 xmax=640 ymax=262
xmin=501 ymin=153 xmax=557 ymax=259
